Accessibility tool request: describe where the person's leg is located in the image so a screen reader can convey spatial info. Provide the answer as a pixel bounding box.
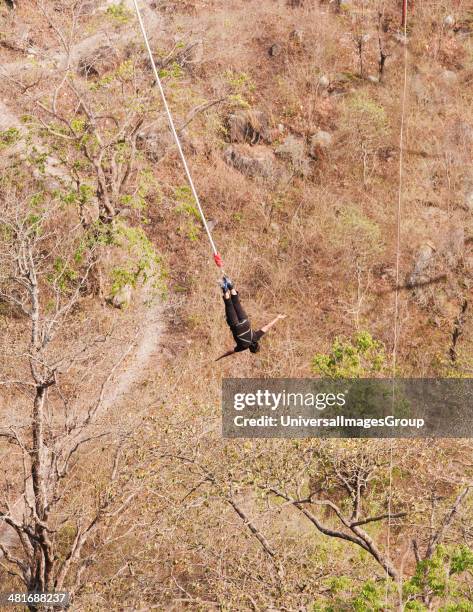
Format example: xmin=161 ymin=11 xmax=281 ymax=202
xmin=230 ymin=289 xmax=248 ymax=322
xmin=223 ymin=291 xmax=239 ymax=327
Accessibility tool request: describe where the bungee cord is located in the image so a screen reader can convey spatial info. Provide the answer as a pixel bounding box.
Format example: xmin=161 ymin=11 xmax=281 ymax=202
xmin=131 ymin=0 xmax=225 ymax=270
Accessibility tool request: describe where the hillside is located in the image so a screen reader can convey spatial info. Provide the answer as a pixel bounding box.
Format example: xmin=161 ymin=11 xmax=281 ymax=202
xmin=0 ymin=0 xmax=473 ymax=610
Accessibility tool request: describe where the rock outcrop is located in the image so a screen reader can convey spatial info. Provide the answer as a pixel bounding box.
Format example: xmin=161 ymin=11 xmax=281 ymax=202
xmin=269 ymin=43 xmax=282 ymax=57
xmin=137 ymin=118 xmax=175 ymax=162
xmin=309 ymin=130 xmax=333 ymax=157
xmin=226 ymin=110 xmax=271 ymax=145
xmin=78 ymin=43 xmax=124 ymax=78
xmin=275 ymin=134 xmax=309 ymax=176
xmin=112 ymin=284 xmax=133 ymax=309
xmin=223 ymin=144 xmax=275 ymax=178
xmin=407 ymin=219 xmax=468 ymax=317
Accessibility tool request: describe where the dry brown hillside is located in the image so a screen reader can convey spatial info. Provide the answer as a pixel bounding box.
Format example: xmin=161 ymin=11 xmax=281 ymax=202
xmin=0 ymin=0 xmax=473 ymax=610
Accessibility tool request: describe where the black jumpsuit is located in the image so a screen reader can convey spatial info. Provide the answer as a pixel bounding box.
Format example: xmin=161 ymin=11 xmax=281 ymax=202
xmin=223 ymin=293 xmax=264 ymax=352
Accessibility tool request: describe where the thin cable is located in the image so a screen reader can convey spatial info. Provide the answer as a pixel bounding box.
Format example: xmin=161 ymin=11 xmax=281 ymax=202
xmin=386 ymin=0 xmax=409 ymax=604
xmin=131 ymin=0 xmax=219 ymax=257
xmin=393 ymin=5 xmax=409 ymax=378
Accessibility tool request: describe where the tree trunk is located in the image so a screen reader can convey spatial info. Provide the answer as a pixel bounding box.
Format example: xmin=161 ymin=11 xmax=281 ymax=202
xmin=29 ymin=386 xmax=55 ymax=592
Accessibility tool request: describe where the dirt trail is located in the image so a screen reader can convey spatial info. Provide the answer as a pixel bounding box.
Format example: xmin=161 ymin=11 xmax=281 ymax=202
xmin=102 ymin=287 xmax=164 ymax=412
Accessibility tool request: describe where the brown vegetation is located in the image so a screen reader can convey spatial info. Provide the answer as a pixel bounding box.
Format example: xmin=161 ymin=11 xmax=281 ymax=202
xmin=0 ymin=0 xmax=473 ymax=609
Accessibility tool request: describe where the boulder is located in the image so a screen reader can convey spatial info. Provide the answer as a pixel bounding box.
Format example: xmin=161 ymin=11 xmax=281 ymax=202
xmin=452 ymin=120 xmax=473 ymax=147
xmin=0 ymin=28 xmax=33 ymax=53
xmin=269 ymin=43 xmax=282 ymax=57
xmin=0 ymin=101 xmax=22 ymax=132
xmin=275 ymin=135 xmax=309 ymax=176
xmin=411 ymin=74 xmax=430 ymax=105
xmin=309 ymin=130 xmax=333 ymax=156
xmin=137 ymin=118 xmax=174 ymax=162
xmin=407 ymin=225 xmax=466 ymax=314
xmin=74 ymin=0 xmax=97 ymax=15
xmin=223 ymin=145 xmax=274 ymax=178
xmin=407 ymin=242 xmax=436 ymax=306
xmin=275 ymin=134 xmax=304 ymax=160
xmin=318 ymin=74 xmax=330 ymax=89
xmin=393 ymin=33 xmax=408 ymax=45
xmin=289 ymin=29 xmax=304 ymax=44
xmin=118 ymin=206 xmax=132 ymax=219
xmin=78 ymin=43 xmax=122 ymax=77
xmin=112 ymin=284 xmax=132 ymax=309
xmin=408 ymin=243 xmax=436 ymax=287
xmin=32 ymin=154 xmax=70 ymax=190
xmin=441 ymin=69 xmax=458 ymax=85
xmin=226 ymin=110 xmax=271 ymax=145
xmin=443 ymin=15 xmax=455 ymax=27
xmin=0 ymin=103 xmax=72 ymax=189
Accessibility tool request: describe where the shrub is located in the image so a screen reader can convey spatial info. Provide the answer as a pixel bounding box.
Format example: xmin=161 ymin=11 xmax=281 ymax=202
xmin=341 ymin=92 xmax=389 ymax=182
xmin=174 ymin=185 xmax=202 ymax=241
xmin=225 ymin=70 xmax=255 ymax=109
xmin=106 ymin=1 xmax=132 ymax=24
xmin=0 ymin=127 xmax=21 ymax=149
xmin=311 ymin=331 xmax=387 ymax=378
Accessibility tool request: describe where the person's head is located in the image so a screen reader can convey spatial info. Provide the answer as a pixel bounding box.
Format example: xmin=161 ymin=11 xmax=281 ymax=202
xmin=249 ymin=341 xmax=260 ymax=354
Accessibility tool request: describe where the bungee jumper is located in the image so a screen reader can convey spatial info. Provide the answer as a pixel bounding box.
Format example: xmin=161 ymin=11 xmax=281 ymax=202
xmin=216 ymin=276 xmax=286 ymax=361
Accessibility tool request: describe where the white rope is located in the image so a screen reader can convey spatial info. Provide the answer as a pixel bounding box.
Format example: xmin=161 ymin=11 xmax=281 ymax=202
xmin=386 ymin=0 xmax=409 ymax=604
xmin=131 ymin=0 xmax=220 ymax=258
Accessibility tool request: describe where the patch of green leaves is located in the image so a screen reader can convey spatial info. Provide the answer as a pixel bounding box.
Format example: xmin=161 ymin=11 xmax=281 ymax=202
xmin=174 ymin=185 xmax=201 ymax=241
xmin=109 ymin=220 xmax=166 ymax=294
xmin=174 ymin=185 xmax=200 ymax=220
xmin=311 ymin=331 xmax=387 ymax=378
xmin=47 ymin=257 xmax=78 ymax=294
xmin=106 ymin=1 xmax=132 ymax=24
xmin=110 ymin=267 xmax=137 ymax=296
xmin=70 ymin=118 xmax=86 ymax=134
xmin=313 ymin=576 xmax=395 ymax=611
xmin=404 ymin=545 xmax=473 ymax=610
xmin=159 ymin=62 xmax=184 ymax=80
xmin=0 ymin=127 xmax=21 ymax=149
xmin=225 ymin=70 xmax=255 ymax=109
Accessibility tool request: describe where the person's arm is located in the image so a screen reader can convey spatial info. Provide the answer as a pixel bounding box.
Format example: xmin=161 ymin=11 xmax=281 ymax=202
xmin=260 ymin=314 xmax=286 ymax=334
xmin=215 ymin=349 xmax=237 ymax=362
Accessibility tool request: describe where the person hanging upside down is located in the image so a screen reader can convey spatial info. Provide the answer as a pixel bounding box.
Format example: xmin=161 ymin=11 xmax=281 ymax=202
xmin=216 ymin=276 xmax=286 ymax=361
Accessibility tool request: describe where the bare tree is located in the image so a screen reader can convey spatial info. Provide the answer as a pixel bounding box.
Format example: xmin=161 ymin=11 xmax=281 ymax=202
xmin=377 ymin=9 xmax=391 ymax=82
xmin=0 ymin=189 xmax=143 ymax=607
xmin=157 ymin=437 xmax=473 ymax=608
xmin=259 ymin=443 xmax=405 ymax=581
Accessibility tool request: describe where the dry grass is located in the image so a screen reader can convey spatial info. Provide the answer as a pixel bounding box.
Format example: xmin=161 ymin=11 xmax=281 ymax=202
xmin=1 ymin=0 xmax=473 ymax=608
